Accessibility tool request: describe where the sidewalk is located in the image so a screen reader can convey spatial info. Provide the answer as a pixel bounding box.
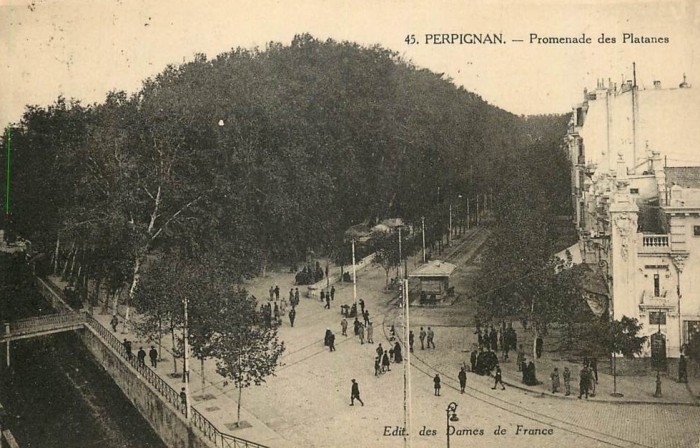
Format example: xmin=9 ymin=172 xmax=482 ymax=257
xmin=496 ymin=333 xmax=700 ymax=406
xmin=49 ymin=275 xmax=294 ymax=448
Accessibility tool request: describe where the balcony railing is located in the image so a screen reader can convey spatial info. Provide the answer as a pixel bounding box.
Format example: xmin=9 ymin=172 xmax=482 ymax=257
xmin=642 ymin=235 xmax=669 ymax=247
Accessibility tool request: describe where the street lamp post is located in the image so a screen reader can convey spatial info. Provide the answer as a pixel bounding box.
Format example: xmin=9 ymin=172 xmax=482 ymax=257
xmin=654 ymin=320 xmax=663 ymax=398
xmin=445 ymin=402 xmax=459 ymax=448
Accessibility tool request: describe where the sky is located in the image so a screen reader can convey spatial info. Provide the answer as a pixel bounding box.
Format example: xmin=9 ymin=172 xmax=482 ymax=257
xmin=1 ymin=0 xmax=699 ymax=128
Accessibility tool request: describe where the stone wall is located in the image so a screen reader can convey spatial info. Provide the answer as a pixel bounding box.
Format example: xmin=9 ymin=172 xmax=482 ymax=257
xmin=79 ymin=327 xmax=213 ymax=448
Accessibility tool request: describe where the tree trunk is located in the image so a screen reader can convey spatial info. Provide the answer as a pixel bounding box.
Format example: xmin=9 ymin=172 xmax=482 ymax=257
xmin=52 ymin=236 xmax=60 ymax=275
xmin=171 ymin=325 xmax=178 ymax=375
xmin=61 ymin=243 xmax=75 ymax=279
xmin=123 ymin=255 xmax=142 ymax=332
xmin=201 ymin=357 xmax=205 ymax=391
xmin=237 ymin=382 xmax=243 ymax=427
xmin=261 ymin=252 xmax=268 ymax=278
xmin=111 ymin=288 xmax=121 ymax=316
xmin=158 ymin=318 xmax=163 ymax=361
xmin=67 ymin=247 xmax=78 ymax=284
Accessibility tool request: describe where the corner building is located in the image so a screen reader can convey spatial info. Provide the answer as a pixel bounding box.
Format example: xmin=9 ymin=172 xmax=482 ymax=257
xmin=567 ymin=75 xmax=700 ymax=367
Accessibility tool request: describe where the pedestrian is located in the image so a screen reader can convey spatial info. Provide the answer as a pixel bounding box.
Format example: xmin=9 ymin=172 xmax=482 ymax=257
xmin=525 ymin=361 xmax=537 ymax=386
xmin=427 ymin=327 xmax=436 ymax=349
xmin=516 ymin=344 xmax=525 ymax=371
xmin=331 ymin=285 xmax=335 ymax=301
xmin=325 ymin=295 xmax=331 ymax=309
xmin=470 ymin=350 xmax=478 ymax=373
xmin=294 ymin=288 xmax=299 ymax=303
xmin=110 ymin=315 xmax=119 ymax=332
xmin=320 ymin=289 xmax=326 ymax=303
xmin=137 ymin=347 xmax=146 ymax=367
xmin=458 ymin=366 xmax=467 ymax=393
xmin=329 ymin=332 xmax=336 ymax=352
xmin=180 ymin=387 xmax=187 ymax=406
xmin=551 ymin=368 xmax=560 ymax=394
xmin=375 ymin=357 xmax=381 ymax=376
xmin=341 ymin=317 xmax=348 ymax=336
xmin=274 ymin=285 xmax=280 ymax=300
xmin=350 ymin=379 xmax=364 ymax=406
xmin=363 ymin=309 xmax=370 ymax=326
xmin=149 ymin=346 xmax=158 ymax=368
xmin=366 ymin=321 xmax=374 ymax=344
xmin=679 ymin=355 xmax=688 ymax=383
xmin=274 ymin=302 xmax=280 ymax=320
xmin=358 ymin=323 xmax=365 ymax=345
xmin=289 ymin=308 xmax=296 ymax=327
xmin=376 ymin=343 xmax=384 ymax=358
xmin=289 ymin=288 xmax=294 ymax=302
xmin=521 ymin=358 xmax=528 ymax=383
xmin=324 ymin=328 xmax=332 ymax=347
xmin=492 ymin=365 xmax=506 ymax=390
xmin=434 ymin=374 xmax=441 ymax=396
xmin=393 ymin=341 xmax=403 ymax=363
xmin=354 ymin=318 xmax=361 ymax=336
xmin=578 ymin=366 xmax=589 ymax=399
xmin=536 ymin=335 xmax=543 ymax=359
xmin=123 ymin=339 xmax=132 ymax=360
xmin=590 ymin=357 xmax=598 ymax=383
xmin=419 ymin=327 xmax=426 ymax=350
xmin=269 ymin=286 xmax=274 ymax=301
xmin=359 ymin=298 xmax=365 ymax=315
xmin=280 ymin=297 xmax=287 ymax=314
xmin=563 ymin=366 xmax=571 ymax=395
xmin=490 ymin=326 xmax=498 ymax=351
xmin=409 ymin=330 xmax=415 ymax=352
xmin=382 ymin=351 xmax=391 ymax=372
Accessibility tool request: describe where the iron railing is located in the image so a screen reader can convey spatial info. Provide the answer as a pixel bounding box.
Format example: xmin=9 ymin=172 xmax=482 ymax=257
xmin=3 ymin=313 xmax=84 ymax=338
xmin=36 ymin=276 xmax=268 ymax=448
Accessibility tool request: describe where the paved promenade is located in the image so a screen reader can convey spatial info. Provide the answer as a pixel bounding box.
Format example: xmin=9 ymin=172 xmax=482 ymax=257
xmin=51 ymin=226 xmax=700 ymax=448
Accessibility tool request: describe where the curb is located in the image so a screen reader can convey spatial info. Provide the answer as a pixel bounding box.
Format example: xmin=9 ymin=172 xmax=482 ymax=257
xmin=499 ymin=373 xmax=700 ymax=407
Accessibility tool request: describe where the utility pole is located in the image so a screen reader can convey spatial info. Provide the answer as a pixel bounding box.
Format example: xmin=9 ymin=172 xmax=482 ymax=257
xmin=466 ymin=198 xmax=470 ymax=230
xmin=352 ymin=239 xmax=357 ymax=308
xmin=402 ymin=279 xmax=412 ymax=448
xmin=421 ymin=216 xmax=426 ymax=263
xmin=183 ymin=296 xmax=191 ymax=421
xmin=448 ymin=204 xmax=452 ymax=246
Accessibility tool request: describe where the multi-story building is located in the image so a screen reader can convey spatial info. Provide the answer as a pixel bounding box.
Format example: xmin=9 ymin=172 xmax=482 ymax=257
xmin=568 ymin=73 xmax=700 ymax=364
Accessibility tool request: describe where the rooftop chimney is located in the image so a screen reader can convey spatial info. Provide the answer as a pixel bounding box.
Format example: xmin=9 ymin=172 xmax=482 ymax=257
xmin=653 ymin=80 xmax=661 ymax=89
xmin=679 ymin=73 xmax=690 ymax=88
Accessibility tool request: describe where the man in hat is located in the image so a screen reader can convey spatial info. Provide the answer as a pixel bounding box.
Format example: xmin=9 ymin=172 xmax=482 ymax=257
xmin=350 ymin=379 xmax=364 ymax=406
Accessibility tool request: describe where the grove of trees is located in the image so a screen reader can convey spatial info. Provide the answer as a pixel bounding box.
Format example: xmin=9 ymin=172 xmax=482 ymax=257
xmin=1 ymin=34 xmax=573 ymax=391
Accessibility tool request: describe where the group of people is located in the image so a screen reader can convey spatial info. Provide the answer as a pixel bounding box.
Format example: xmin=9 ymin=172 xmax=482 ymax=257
xmin=295 ymin=261 xmax=326 ymax=286
xmin=475 ymin=322 xmax=518 ymax=361
xmin=374 ymin=342 xmax=403 ymax=375
xmin=470 ymin=347 xmax=499 ymax=376
xmin=122 ymin=338 xmax=158 ymax=369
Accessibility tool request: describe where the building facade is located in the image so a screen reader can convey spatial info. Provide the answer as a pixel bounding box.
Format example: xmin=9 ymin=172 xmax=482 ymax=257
xmin=568 ymin=75 xmax=700 ymax=360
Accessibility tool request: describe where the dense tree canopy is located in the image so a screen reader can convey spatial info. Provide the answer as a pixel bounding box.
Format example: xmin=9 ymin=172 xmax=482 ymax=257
xmin=2 ymin=35 xmax=572 ymax=334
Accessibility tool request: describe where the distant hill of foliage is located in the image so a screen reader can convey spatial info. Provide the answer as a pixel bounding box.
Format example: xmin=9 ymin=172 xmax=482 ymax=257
xmin=1 ymin=34 xmax=571 ymax=288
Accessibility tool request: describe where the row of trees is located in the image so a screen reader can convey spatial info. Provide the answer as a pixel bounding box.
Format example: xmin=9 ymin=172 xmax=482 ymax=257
xmin=1 ymin=35 xmax=573 ymax=408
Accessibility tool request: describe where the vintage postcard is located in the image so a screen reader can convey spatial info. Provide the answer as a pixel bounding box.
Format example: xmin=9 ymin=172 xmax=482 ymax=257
xmin=1 ymin=1 xmax=699 ymax=447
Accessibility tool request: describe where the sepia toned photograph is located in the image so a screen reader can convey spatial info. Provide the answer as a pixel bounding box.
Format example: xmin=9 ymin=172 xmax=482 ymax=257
xmin=1 ymin=1 xmax=699 ymax=447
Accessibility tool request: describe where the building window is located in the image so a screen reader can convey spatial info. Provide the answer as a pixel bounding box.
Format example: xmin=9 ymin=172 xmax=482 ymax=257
xmin=650 ymin=311 xmax=667 ymax=326
xmin=694 ymin=225 xmax=700 ymax=236
xmin=630 ymin=188 xmax=639 ymax=194
xmin=653 ymin=274 xmax=660 ymax=297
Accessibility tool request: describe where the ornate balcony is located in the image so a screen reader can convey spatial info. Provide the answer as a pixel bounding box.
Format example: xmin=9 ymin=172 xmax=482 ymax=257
xmin=638 ymin=234 xmax=671 ymax=254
